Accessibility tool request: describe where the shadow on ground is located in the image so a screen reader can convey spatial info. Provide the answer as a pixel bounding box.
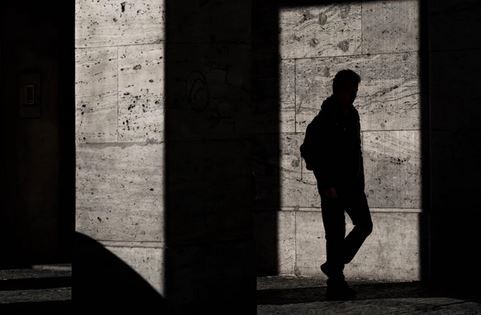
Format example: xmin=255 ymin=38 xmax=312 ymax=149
xmin=257 ymin=280 xmax=481 ymax=305
xmin=74 ymin=233 xmax=167 ymax=313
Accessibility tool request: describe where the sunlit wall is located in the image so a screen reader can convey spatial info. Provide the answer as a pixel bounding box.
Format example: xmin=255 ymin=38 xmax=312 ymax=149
xmin=75 ymin=0 xmax=165 ymax=293
xmin=277 ymin=0 xmax=421 ymax=280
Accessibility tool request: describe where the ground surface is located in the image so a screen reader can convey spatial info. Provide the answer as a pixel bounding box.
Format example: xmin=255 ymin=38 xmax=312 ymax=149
xmin=1 ymin=268 xmax=480 ymax=314
xmin=257 ymin=276 xmax=481 ymax=314
xmin=0 ymin=265 xmax=71 ymax=312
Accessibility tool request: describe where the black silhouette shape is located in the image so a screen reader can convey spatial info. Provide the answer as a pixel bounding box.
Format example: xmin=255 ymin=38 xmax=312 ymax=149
xmin=74 ymin=233 xmax=167 ymax=313
xmin=301 ymin=69 xmax=373 ymax=300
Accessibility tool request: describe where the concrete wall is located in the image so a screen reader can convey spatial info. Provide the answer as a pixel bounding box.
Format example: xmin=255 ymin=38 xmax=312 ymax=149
xmin=75 ymin=0 xmax=165 ymax=293
xmin=75 ymin=0 xmax=256 ymax=310
xmin=254 ymin=0 xmax=422 ymax=281
xmin=76 ymin=0 xmax=423 ymax=302
xmin=164 ymin=1 xmax=255 ymax=311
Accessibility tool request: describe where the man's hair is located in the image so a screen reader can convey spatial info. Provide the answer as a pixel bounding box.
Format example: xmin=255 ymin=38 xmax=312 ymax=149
xmin=332 ymin=69 xmax=361 ymax=93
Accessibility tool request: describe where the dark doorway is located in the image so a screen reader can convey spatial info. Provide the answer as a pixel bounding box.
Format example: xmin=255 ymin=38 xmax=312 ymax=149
xmin=0 ymin=1 xmax=75 ymax=268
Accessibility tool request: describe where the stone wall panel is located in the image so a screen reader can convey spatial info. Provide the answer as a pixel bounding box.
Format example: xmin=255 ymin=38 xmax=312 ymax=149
xmin=76 ymin=143 xmax=164 ymax=242
xmin=75 ymin=0 xmax=164 ymax=48
xmin=280 ymin=4 xmax=362 ymax=59
xmin=75 ymin=48 xmax=118 ymax=143
xmin=118 ymin=44 xmax=164 ymax=142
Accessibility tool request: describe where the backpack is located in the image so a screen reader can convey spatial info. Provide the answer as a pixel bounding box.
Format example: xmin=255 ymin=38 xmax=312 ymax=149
xmin=300 ymin=114 xmax=322 ymax=171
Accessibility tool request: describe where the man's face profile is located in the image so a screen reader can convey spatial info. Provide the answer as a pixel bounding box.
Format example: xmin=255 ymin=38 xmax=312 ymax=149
xmin=335 ymin=82 xmax=359 ymax=107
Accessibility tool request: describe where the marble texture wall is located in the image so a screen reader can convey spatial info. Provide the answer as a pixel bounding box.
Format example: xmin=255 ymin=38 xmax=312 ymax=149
xmin=256 ymin=0 xmax=422 ymax=280
xmin=75 ymin=0 xmax=165 ymax=294
xmin=75 ymin=0 xmax=422 ymax=294
xmin=76 ymin=0 xmax=255 ymax=310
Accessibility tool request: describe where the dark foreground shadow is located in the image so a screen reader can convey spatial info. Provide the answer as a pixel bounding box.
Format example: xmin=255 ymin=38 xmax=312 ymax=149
xmin=0 ymin=301 xmax=72 ymax=314
xmin=0 ymin=277 xmax=71 ymax=291
xmin=74 ymin=233 xmax=167 ymax=313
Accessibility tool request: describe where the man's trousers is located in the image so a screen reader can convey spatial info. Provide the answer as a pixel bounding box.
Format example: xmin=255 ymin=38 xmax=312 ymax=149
xmin=318 ymin=183 xmax=373 ymax=282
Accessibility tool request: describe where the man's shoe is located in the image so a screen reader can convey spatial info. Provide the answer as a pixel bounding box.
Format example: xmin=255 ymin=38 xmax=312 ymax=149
xmin=326 ymin=281 xmax=356 ymax=300
xmin=320 ymin=262 xmax=332 ymax=278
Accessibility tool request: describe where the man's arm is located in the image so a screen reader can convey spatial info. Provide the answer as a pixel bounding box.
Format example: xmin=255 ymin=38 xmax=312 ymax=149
xmin=353 ymin=109 xmax=366 ymax=191
xmin=309 ymin=113 xmax=337 ymax=192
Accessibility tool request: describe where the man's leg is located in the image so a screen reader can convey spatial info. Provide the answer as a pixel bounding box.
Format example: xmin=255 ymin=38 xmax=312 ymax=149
xmin=343 ymin=189 xmax=373 ymax=264
xmin=320 ymin=194 xmax=346 ymax=282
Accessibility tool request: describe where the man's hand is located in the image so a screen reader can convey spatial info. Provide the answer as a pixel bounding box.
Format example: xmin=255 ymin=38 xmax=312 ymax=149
xmin=320 ymin=186 xmax=338 ymax=199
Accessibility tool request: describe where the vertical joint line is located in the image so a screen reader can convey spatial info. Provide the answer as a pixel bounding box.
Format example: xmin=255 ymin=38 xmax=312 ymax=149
xmin=294 ymin=58 xmax=297 ymax=133
xmin=116 ymin=47 xmax=120 ymax=142
xmin=360 ymin=3 xmax=363 ymax=54
xmin=294 ymin=59 xmax=302 ymax=180
xmin=294 ymin=211 xmax=297 ymax=276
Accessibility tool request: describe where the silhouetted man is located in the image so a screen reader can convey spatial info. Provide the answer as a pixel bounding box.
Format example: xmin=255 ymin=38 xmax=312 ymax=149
xmin=301 ymin=69 xmax=373 ymax=300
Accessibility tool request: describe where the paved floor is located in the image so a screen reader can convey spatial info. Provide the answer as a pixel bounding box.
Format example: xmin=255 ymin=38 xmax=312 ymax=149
xmin=257 ymin=276 xmax=481 ymax=314
xmin=0 ymin=266 xmax=71 ymax=312
xmin=1 ymin=268 xmax=480 ymax=314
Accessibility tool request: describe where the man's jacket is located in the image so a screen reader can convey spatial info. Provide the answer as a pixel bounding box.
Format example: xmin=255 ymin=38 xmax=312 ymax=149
xmin=300 ymin=95 xmax=365 ymax=191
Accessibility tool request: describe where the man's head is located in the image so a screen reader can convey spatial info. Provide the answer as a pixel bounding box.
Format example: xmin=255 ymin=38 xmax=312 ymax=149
xmin=332 ymin=69 xmax=361 ymax=106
